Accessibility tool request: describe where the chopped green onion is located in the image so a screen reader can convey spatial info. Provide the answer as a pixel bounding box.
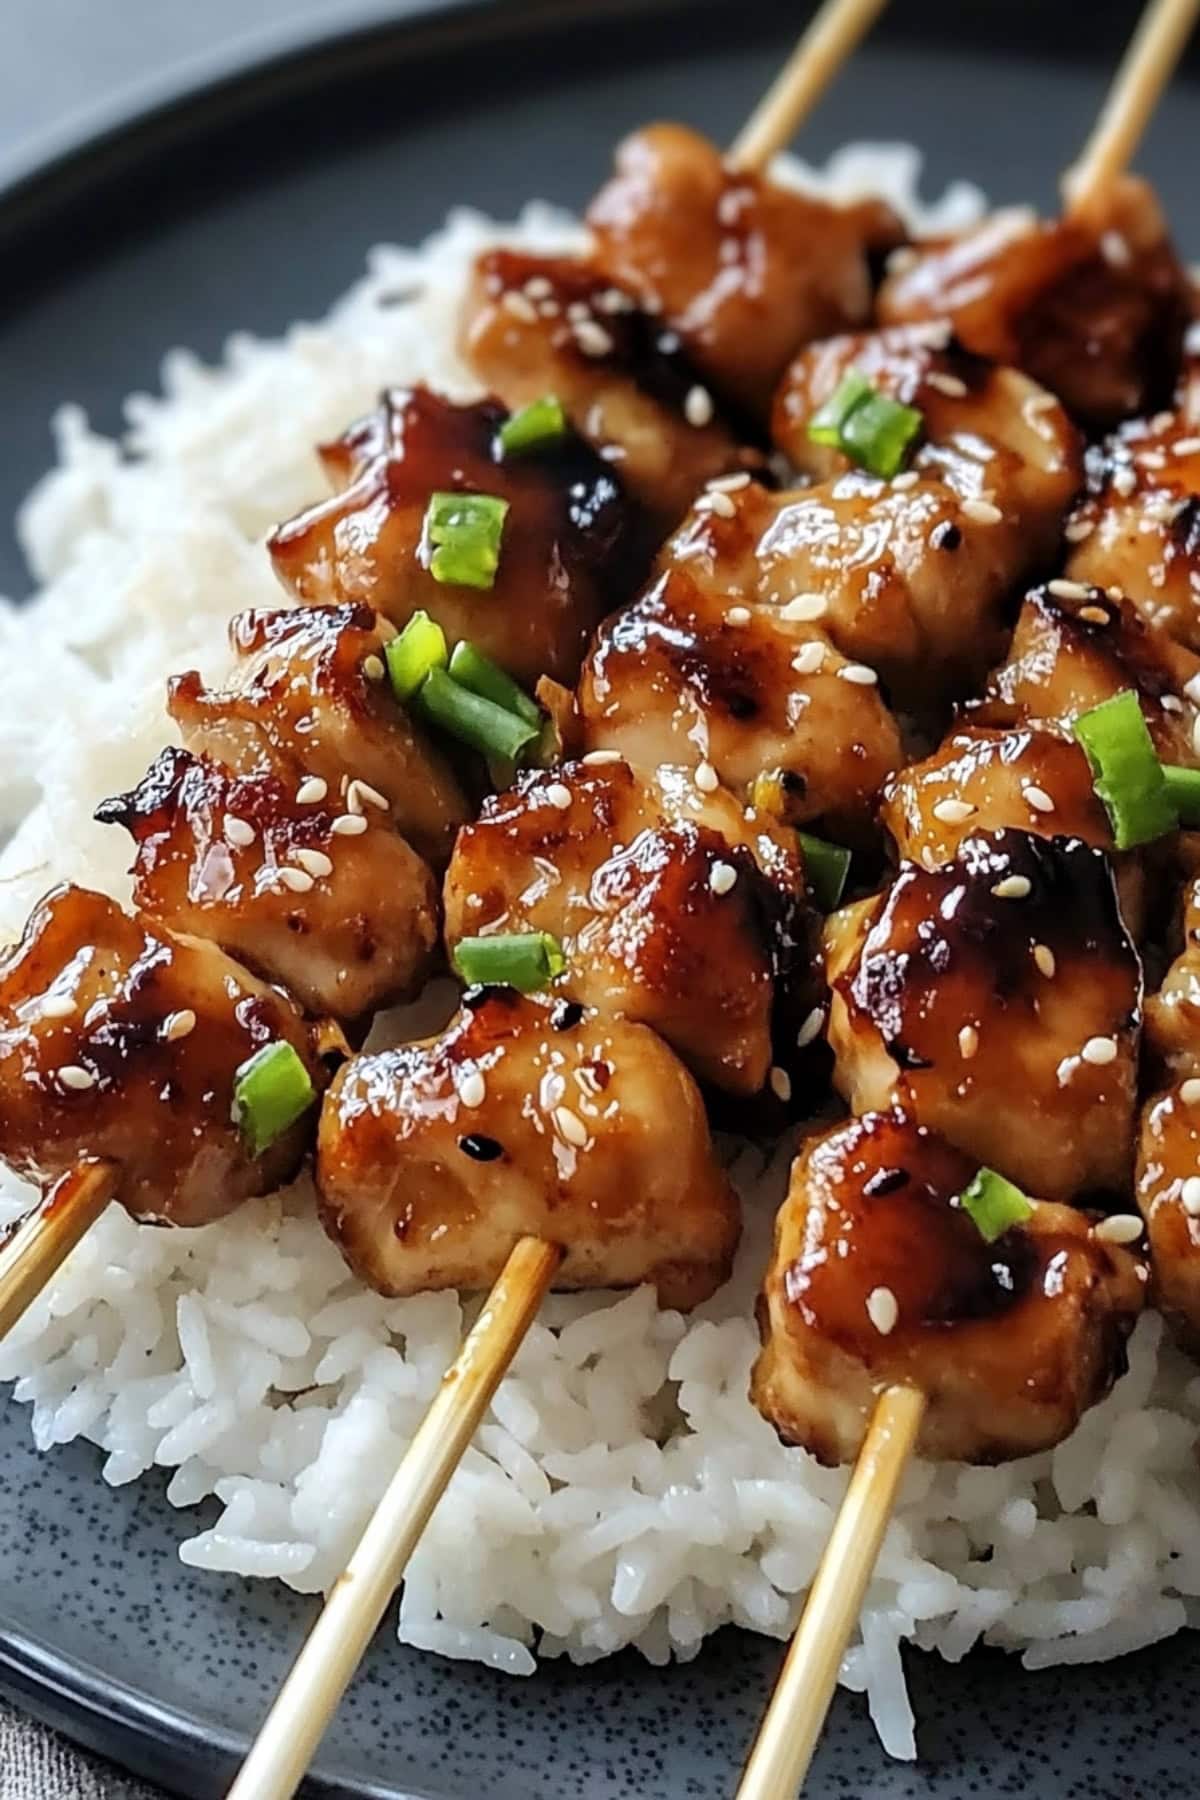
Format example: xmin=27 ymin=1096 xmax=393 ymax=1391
xmin=452 ymin=931 xmax=566 ymax=993
xmin=1162 ymin=763 xmax=1200 ymax=827
xmin=1072 ymin=689 xmax=1178 ymax=849
xmin=497 ymin=395 xmax=567 ymax=457
xmin=807 ymin=368 xmax=922 ymax=479
xmin=385 ymin=610 xmax=448 ymax=702
xmin=417 ymin=667 xmax=540 ymax=764
xmin=957 ymin=1166 xmax=1034 ymax=1243
xmin=233 ymin=1041 xmax=315 ymax=1157
xmin=798 ymin=832 xmax=852 ymax=913
xmin=448 ymin=640 xmax=542 ymax=727
xmin=423 ymin=491 xmax=509 ymax=589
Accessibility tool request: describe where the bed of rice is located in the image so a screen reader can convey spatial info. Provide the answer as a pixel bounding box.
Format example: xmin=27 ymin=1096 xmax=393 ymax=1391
xmin=2 ymin=144 xmax=1199 ymax=1760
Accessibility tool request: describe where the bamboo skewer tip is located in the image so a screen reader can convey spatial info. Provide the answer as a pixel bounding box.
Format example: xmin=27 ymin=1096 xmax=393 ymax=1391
xmin=728 ymin=0 xmax=890 ymax=172
xmin=0 ymin=1159 xmax=118 ymax=1341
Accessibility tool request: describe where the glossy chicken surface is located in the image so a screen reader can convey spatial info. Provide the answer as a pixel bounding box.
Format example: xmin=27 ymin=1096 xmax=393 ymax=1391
xmin=877 ymin=178 xmax=1189 ymax=428
xmin=1136 ymin=1085 xmax=1200 ymax=1346
xmin=667 ymin=328 xmax=1079 ymax=706
xmin=587 ymin=123 xmax=901 ymax=419
xmin=0 ymin=886 xmax=321 ymax=1225
xmin=443 ymin=757 xmax=810 ymax=1096
xmin=825 ymin=832 xmax=1141 ymax=1202
xmin=170 ymin=604 xmax=468 ymax=868
xmin=578 ymin=559 xmax=903 ymax=840
xmin=97 ymin=747 xmax=439 ymax=1022
xmin=753 ymin=1111 xmax=1146 ymax=1464
xmin=461 ymin=250 xmax=761 ymax=532
xmin=268 ymin=388 xmax=632 ymax=688
xmin=318 ymin=988 xmax=739 ymax=1308
xmin=1144 ymin=864 xmax=1200 ymax=1076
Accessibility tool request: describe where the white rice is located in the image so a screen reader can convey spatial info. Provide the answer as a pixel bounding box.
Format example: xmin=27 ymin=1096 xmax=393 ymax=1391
xmin=2 ymin=146 xmax=1195 ymax=1760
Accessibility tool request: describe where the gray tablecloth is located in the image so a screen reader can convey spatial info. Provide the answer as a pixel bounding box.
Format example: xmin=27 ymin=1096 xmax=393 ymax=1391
xmin=0 ymin=1703 xmax=160 ymax=1799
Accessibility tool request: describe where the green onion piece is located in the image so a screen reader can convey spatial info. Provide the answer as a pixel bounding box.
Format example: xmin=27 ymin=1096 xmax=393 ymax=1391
xmin=448 ymin=640 xmax=543 ymax=727
xmin=452 ymin=931 xmax=566 ymax=993
xmin=1162 ymin=763 xmax=1200 ymax=828
xmin=233 ymin=1041 xmax=315 ymax=1157
xmin=1072 ymin=689 xmax=1178 ymax=849
xmin=807 ymin=368 xmax=922 ymax=479
xmin=423 ymin=491 xmax=509 ymax=589
xmin=497 ymin=395 xmax=567 ymax=457
xmin=417 ymin=667 xmax=540 ymax=764
xmin=385 ymin=610 xmax=448 ymax=702
xmin=798 ymin=831 xmax=852 ymax=913
xmin=958 ymin=1166 xmax=1034 ymax=1243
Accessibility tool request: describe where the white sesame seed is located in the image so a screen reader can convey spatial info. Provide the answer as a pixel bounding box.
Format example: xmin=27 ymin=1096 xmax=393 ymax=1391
xmin=1022 ymin=785 xmax=1055 ymax=814
xmin=162 ymin=1009 xmax=197 ymax=1043
xmin=224 ymin=815 xmax=256 ymax=849
xmin=709 ymin=860 xmax=738 ymax=896
xmin=1024 ymin=390 xmax=1057 ymax=418
xmin=958 ymin=1024 xmax=979 ymax=1060
xmin=769 ymin=1065 xmax=792 ymax=1102
xmin=296 ymin=776 xmax=328 ymax=805
xmin=1048 ymin=578 xmax=1093 ymax=601
xmin=595 ymin=286 xmax=634 ymax=314
xmin=866 ymin=1286 xmax=899 ymax=1336
xmin=553 ymin=1104 xmax=589 ymax=1147
xmin=545 ymin=782 xmax=572 ymax=810
xmin=362 ymin=654 xmax=386 ymax=682
xmin=926 ymin=371 xmax=968 ymax=398
xmin=886 ymin=245 xmax=919 ymax=275
xmin=684 ymin=385 xmax=715 ymax=428
xmin=796 ymin=1007 xmax=825 ymax=1049
xmin=1081 ymin=1035 xmax=1118 ymax=1066
xmin=581 ymin=749 xmax=622 ymax=765
xmin=1180 ymin=1078 xmax=1200 ymax=1106
xmin=792 ymin=642 xmax=827 ymax=676
xmin=1100 ymin=229 xmax=1131 ymax=267
xmin=1064 ymin=517 xmax=1095 ymax=542
xmin=1182 ymin=1175 xmax=1200 ymax=1215
xmin=932 ymin=798 xmax=974 ymax=825
xmin=838 ymin=663 xmax=878 ymax=686
xmin=920 ymin=846 xmax=938 ymax=869
xmin=57 ymin=1064 xmax=95 ymax=1092
xmin=1093 ymin=1213 xmax=1143 ymax=1245
xmin=1174 ymin=436 xmax=1200 ymax=456
xmin=573 ymin=319 xmax=614 ymax=357
xmin=702 ymin=489 xmax=736 ymax=520
xmin=458 ymin=1069 xmax=486 ymax=1109
xmin=1078 ymin=605 xmax=1112 ymax=626
xmin=891 ymin=469 xmax=920 ymax=491
xmin=1184 ymin=674 xmax=1200 ymax=707
xmin=726 ymin=605 xmax=752 ymax=626
xmin=962 ymin=498 xmax=1003 ymax=525
xmin=278 ymin=866 xmax=315 ymax=893
xmin=39 ymin=993 xmax=75 ymax=1020
xmin=1033 ymin=943 xmax=1057 ymax=978
xmin=1112 ymin=465 xmax=1138 ymax=498
xmin=707 ymin=471 xmax=751 ymax=494
xmin=523 ymin=275 xmax=552 ymax=299
xmin=779 ymin=594 xmax=828 ymax=623
xmin=331 ymin=813 xmax=369 ymax=836
xmin=294 ymin=847 xmax=333 ymax=879
xmin=695 ymin=761 xmax=719 ymax=793
xmin=347 ymin=779 xmax=388 ymax=814
xmin=991 ymin=875 xmax=1031 ymax=899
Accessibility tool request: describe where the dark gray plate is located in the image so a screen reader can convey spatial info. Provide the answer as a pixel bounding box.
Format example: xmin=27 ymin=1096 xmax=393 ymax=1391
xmin=2 ymin=3 xmax=1199 ymax=1795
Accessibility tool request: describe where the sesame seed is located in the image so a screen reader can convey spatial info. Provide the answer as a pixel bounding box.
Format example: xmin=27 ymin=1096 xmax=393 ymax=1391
xmin=695 ymin=761 xmax=719 ymax=793
xmin=1023 ymin=784 xmax=1055 ymax=813
xmin=684 ymin=385 xmax=715 ymax=428
xmin=926 ymin=371 xmax=968 ymax=398
xmin=1048 ymin=578 xmax=1093 ymax=601
xmin=932 ymin=798 xmax=974 ymax=825
xmin=726 ymin=605 xmax=752 ymax=626
xmin=891 ymin=470 xmax=920 ymax=491
xmin=573 ymin=319 xmax=614 ymax=357
xmin=581 ymin=749 xmax=622 ymax=765
xmin=39 ymin=993 xmax=75 ymax=1019
xmin=523 ymin=275 xmax=552 ymax=299
xmin=566 ymin=300 xmax=590 ymax=322
xmin=458 ymin=1069 xmax=486 ymax=1109
xmin=838 ymin=663 xmax=878 ymax=686
xmin=1180 ymin=1078 xmax=1200 ymax=1106
xmin=331 ymin=813 xmax=369 ymax=836
xmin=797 ymin=1007 xmax=825 ymax=1049
xmin=1100 ymin=229 xmax=1131 ymax=267
xmin=545 ymin=782 xmax=572 ymax=810
xmin=702 ymin=490 xmax=736 ymax=520
xmin=1078 ymin=605 xmax=1111 ymax=625
xmin=294 ymin=847 xmax=333 ymax=879
xmin=57 ymin=1064 xmax=95 ymax=1092
xmin=792 ymin=642 xmax=827 ymax=676
xmin=961 ymin=498 xmax=1003 ymax=526
xmin=1024 ymin=391 xmax=1057 ymax=418
xmin=162 ymin=1009 xmax=197 ymax=1043
xmin=709 ymin=860 xmax=738 ymax=896
xmin=362 ymin=655 xmax=386 ymax=682
xmin=707 ymin=471 xmax=751 ymax=494
xmin=1184 ymin=674 xmax=1200 ymax=707
xmin=1174 ymin=436 xmax=1200 ymax=456
xmin=347 ymin=779 xmax=388 ymax=814
xmin=769 ymin=1066 xmax=792 ymax=1102
xmin=1033 ymin=943 xmax=1057 ymax=978
xmin=866 ymin=1286 xmax=899 ymax=1335
xmin=958 ymin=1024 xmax=979 ymax=1060
xmin=296 ymin=776 xmax=328 ymax=805
xmin=887 ymin=246 xmax=919 ymax=274
xmin=501 ymin=290 xmax=538 ymax=323
xmin=553 ymin=1104 xmax=589 ymax=1147
xmin=780 ymin=594 xmax=828 ymax=623
xmin=1182 ymin=1175 xmax=1200 ymax=1215
xmin=1081 ymin=1035 xmax=1118 ymax=1066
xmin=595 ymin=286 xmax=634 ymax=314
xmin=224 ymin=815 xmax=256 ymax=849
xmin=991 ymin=875 xmax=1031 ymax=899
xmin=278 ymin=866 xmax=315 ymax=893
xmin=1192 ymin=714 xmax=1200 ymax=759
xmin=1112 ymin=465 xmax=1138 ymax=497
xmin=1094 ymin=1213 xmax=1143 ymax=1245
xmin=1064 ymin=517 xmax=1095 ymax=542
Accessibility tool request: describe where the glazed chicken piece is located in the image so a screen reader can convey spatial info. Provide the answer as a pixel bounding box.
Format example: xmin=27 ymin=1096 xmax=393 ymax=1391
xmin=1136 ymin=1084 xmax=1200 ymax=1347
xmin=753 ymin=1110 xmax=1146 ymax=1464
xmin=170 ymin=604 xmax=468 ymax=868
xmin=877 ymin=177 xmax=1190 ymax=429
xmin=460 ymin=251 xmax=762 ymax=534
xmin=318 ymin=988 xmax=739 ymax=1308
xmin=96 ymin=747 xmax=439 ymax=1022
xmin=578 ymin=561 xmax=903 ymax=842
xmin=442 ymin=757 xmax=810 ymax=1096
xmin=1144 ymin=861 xmax=1200 ymax=1076
xmin=0 ymin=886 xmax=322 ymax=1225
xmin=825 ymin=831 xmax=1141 ymax=1202
xmin=665 ymin=328 xmax=1079 ymax=708
xmin=587 ymin=123 xmax=901 ymax=420
xmin=268 ymin=387 xmax=633 ymax=689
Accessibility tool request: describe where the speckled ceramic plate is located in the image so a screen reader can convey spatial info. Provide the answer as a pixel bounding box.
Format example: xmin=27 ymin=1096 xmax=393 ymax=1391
xmin=2 ymin=3 xmax=1200 ymax=1795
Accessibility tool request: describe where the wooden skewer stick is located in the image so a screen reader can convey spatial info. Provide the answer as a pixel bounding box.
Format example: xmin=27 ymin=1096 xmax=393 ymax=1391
xmin=227 ymin=1235 xmax=562 ymax=1800
xmin=735 ymin=1385 xmax=927 ymax=1800
xmin=728 ymin=0 xmax=890 ymax=172
xmin=1063 ymin=0 xmax=1200 ymax=221
xmin=0 ymin=1159 xmax=118 ymax=1339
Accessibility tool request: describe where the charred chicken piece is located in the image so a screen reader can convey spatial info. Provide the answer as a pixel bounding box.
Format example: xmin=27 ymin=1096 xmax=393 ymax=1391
xmin=753 ymin=1110 xmax=1146 ymax=1464
xmin=317 ymin=988 xmax=739 ymax=1309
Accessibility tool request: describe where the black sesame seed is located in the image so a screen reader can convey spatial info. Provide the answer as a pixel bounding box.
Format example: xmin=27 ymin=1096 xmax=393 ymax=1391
xmin=551 ymin=1000 xmax=584 ymax=1031
xmin=863 ymin=1166 xmax=909 ymax=1197
xmin=458 ymin=1133 xmax=504 ymax=1162
xmin=932 ymin=520 xmax=962 ymax=551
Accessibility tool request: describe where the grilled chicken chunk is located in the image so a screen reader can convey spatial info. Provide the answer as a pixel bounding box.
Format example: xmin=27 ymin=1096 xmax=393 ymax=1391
xmin=665 ymin=328 xmax=1080 ymax=707
xmin=442 ymin=757 xmax=809 ymax=1096
xmin=753 ymin=1110 xmax=1146 ymax=1464
xmin=578 ymin=561 xmax=903 ymax=840
xmin=268 ymin=388 xmax=632 ymax=689
xmin=0 ymin=886 xmax=321 ymax=1225
xmin=318 ymin=988 xmax=739 ymax=1308
xmin=461 ymin=251 xmax=761 ymax=533
xmin=1144 ymin=863 xmax=1200 ymax=1076
xmin=97 ymin=747 xmax=439 ymax=1022
xmin=825 ymin=832 xmax=1141 ymax=1202
xmin=1136 ymin=1084 xmax=1200 ymax=1346
xmin=170 ymin=604 xmax=468 ymax=868
xmin=877 ymin=178 xmax=1189 ymax=428
xmin=587 ymin=123 xmax=901 ymax=419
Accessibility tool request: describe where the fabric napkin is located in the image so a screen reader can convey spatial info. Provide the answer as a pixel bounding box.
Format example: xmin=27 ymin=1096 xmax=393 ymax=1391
xmin=0 ymin=1700 xmax=163 ymax=1799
